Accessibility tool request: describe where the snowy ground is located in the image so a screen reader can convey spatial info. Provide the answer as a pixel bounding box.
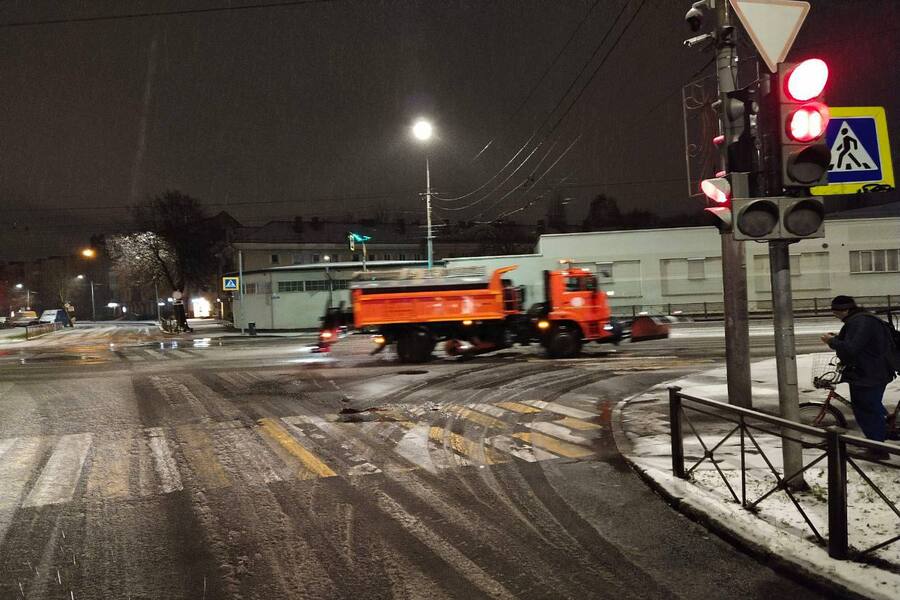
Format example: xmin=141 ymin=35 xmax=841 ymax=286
xmin=616 ymin=354 xmax=900 ymax=600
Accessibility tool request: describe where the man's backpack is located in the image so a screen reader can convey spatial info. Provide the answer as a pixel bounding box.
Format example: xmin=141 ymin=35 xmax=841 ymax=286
xmin=879 ymin=314 xmax=900 ymax=375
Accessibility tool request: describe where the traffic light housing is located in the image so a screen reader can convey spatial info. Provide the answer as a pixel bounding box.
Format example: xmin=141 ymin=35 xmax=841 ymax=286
xmin=722 ymin=85 xmax=759 ymax=174
xmin=701 ymin=176 xmax=733 ymax=231
xmin=732 ymin=196 xmax=824 ymax=241
xmin=778 ymin=59 xmax=831 ymax=188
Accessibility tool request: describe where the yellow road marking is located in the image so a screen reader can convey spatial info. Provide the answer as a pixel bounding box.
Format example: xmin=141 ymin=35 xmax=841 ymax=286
xmin=430 ymin=426 xmax=507 ymax=464
xmin=556 ymin=416 xmax=602 ymax=431
xmin=497 ymin=402 xmax=542 ymax=414
xmin=512 ymin=432 xmax=594 ymax=459
xmin=257 ymin=418 xmax=337 ymax=478
xmin=446 ymin=406 xmax=508 ymax=430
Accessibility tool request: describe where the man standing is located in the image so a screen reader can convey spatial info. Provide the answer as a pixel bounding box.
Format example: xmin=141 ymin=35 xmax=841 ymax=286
xmin=821 ymin=295 xmax=895 ymax=455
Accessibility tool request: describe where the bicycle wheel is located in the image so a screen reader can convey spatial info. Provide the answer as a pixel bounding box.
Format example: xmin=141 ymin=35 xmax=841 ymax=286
xmin=797 ymin=402 xmax=847 ymax=447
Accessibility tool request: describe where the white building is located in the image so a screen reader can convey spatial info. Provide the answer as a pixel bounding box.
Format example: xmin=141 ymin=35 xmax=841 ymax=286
xmin=231 ymin=214 xmax=900 ymax=330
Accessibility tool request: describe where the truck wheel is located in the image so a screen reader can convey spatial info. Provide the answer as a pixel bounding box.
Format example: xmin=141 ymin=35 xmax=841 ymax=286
xmin=548 ymin=326 xmax=580 ymax=358
xmin=397 ymin=329 xmax=433 ymax=363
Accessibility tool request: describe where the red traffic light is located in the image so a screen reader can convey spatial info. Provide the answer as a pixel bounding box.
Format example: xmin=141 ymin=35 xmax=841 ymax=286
xmin=784 ymin=58 xmax=829 ymax=102
xmin=701 ymin=177 xmax=731 ymax=204
xmin=786 ymin=103 xmax=830 ymax=142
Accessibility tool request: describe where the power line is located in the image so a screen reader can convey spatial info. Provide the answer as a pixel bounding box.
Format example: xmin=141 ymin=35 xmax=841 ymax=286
xmin=0 ymin=0 xmax=342 ymax=28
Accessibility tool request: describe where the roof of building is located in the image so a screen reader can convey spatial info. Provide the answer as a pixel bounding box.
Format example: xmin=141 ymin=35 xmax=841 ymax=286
xmin=228 ymin=259 xmax=435 ymax=277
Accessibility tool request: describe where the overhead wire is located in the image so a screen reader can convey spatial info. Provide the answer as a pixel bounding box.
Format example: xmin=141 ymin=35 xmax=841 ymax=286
xmin=433 ymin=0 xmax=634 ymax=211
xmin=0 ymin=0 xmax=343 ymax=28
xmin=466 ymin=0 xmax=649 ymax=223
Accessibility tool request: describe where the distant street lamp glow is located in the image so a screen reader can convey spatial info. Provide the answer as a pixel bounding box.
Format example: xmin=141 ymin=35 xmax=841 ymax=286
xmin=15 ymin=283 xmax=23 ymax=289
xmin=81 ymin=248 xmax=96 ymax=258
xmin=412 ymin=119 xmax=433 ymax=141
xmin=76 ymin=274 xmax=85 ymax=280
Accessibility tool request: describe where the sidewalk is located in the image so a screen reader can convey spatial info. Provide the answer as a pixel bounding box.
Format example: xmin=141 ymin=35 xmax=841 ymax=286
xmin=614 ymin=355 xmax=900 ymax=600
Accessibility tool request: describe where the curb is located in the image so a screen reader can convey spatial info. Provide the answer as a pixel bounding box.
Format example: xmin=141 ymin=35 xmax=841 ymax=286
xmin=611 ymin=387 xmax=897 ymax=600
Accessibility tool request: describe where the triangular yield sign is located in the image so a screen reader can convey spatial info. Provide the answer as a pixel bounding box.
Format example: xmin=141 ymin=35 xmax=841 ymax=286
xmin=730 ymin=0 xmax=810 ymax=73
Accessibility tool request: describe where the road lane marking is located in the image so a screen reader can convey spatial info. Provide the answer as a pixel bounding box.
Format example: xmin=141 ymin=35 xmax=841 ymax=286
xmin=169 ymin=349 xmax=195 ymax=359
xmin=511 ymin=432 xmax=593 ymax=459
xmin=143 ymin=349 xmax=167 ymax=360
xmin=23 ymin=433 xmax=92 ymax=507
xmin=257 ymin=418 xmax=337 ymax=479
xmin=496 ymin=401 xmax=542 ymax=414
xmin=213 ymin=422 xmax=283 ymax=485
xmin=147 ymin=428 xmax=184 ymax=494
xmin=0 ymin=438 xmax=16 ymax=461
xmin=429 ymin=426 xmax=506 ymax=465
xmin=485 ymin=435 xmax=537 ymax=462
xmin=284 ymin=416 xmax=385 ymax=476
xmin=522 ymin=400 xmax=596 ymax=420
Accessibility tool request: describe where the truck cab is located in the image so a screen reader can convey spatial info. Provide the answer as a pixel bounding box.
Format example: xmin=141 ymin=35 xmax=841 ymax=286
xmin=532 ymin=268 xmax=621 ymax=357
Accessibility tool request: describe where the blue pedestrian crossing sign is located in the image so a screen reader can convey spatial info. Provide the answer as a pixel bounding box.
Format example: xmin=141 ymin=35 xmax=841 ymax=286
xmin=812 ymin=107 xmax=894 ymax=195
xmin=222 ymin=276 xmax=240 ymax=292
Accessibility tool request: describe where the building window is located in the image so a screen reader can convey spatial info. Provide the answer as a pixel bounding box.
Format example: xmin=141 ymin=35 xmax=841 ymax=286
xmin=596 ymin=262 xmax=613 ymax=282
xmin=383 ymin=253 xmax=391 ymax=261
xmin=851 ymin=249 xmax=900 ymax=273
xmin=243 ymin=283 xmax=258 ymax=294
xmin=369 ymin=254 xmax=378 ymax=261
xmin=332 ymin=280 xmax=350 ymax=290
xmin=312 ymin=254 xmax=320 ymax=263
xmin=305 ymin=280 xmax=328 ymax=291
xmin=270 ymin=254 xmax=280 ymax=265
xmin=687 ymin=258 xmax=705 ymax=280
xmin=292 ymin=254 xmax=304 ymax=265
xmin=277 ymin=281 xmax=304 ymax=293
xmin=398 ymin=253 xmax=406 ymax=260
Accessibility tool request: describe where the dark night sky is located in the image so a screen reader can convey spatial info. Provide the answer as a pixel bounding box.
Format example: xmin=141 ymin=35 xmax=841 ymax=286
xmin=1 ymin=0 xmax=897 ymax=260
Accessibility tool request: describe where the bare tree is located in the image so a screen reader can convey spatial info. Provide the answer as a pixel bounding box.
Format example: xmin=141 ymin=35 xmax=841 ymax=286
xmin=106 ymin=232 xmax=179 ymax=291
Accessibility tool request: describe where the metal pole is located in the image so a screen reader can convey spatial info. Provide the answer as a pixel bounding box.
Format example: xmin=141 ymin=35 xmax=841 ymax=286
xmin=26 ymin=289 xmax=30 ymax=310
xmin=669 ymin=386 xmax=686 ymax=479
xmin=825 ymin=426 xmax=848 ymax=559
xmin=362 ymin=242 xmax=367 ymax=271
xmin=769 ymin=239 xmax=806 ymax=490
xmin=238 ymin=250 xmax=245 ymax=335
xmin=90 ymin=282 xmax=96 ymax=321
xmin=714 ymin=0 xmax=753 ymax=409
xmin=426 ymin=156 xmax=434 ymax=269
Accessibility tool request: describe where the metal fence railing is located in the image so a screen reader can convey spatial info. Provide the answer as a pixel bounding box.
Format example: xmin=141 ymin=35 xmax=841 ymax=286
xmin=668 ymin=386 xmax=900 ymax=560
xmin=24 ymin=322 xmax=62 ymax=339
xmin=613 ymin=294 xmax=898 ymax=321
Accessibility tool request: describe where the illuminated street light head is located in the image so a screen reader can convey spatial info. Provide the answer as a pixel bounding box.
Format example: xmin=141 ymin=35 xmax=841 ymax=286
xmin=15 ymin=283 xmax=23 ymax=289
xmin=81 ymin=248 xmax=96 ymax=258
xmin=412 ymin=119 xmax=433 ymax=142
xmin=77 ymin=274 xmax=85 ymax=280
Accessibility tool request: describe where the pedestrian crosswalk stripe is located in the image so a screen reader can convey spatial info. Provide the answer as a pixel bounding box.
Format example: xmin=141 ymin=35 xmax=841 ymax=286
xmin=257 ymin=418 xmax=337 ymax=478
xmin=496 ymin=401 xmax=542 ymax=414
xmin=522 ymin=400 xmax=595 ymax=420
xmin=0 ymin=437 xmax=44 ymax=509
xmin=512 ymin=432 xmax=593 ymax=459
xmin=143 ymin=349 xmax=167 ymax=360
xmin=444 ymin=405 xmax=507 ymax=430
xmin=147 ymin=428 xmax=183 ymax=494
xmin=526 ymin=421 xmax=593 ymax=446
xmin=0 ymin=438 xmax=16 ymax=461
xmin=169 ymin=349 xmax=195 ymax=359
xmin=23 ymin=433 xmax=92 ymax=507
xmin=555 ymin=416 xmax=602 ymax=431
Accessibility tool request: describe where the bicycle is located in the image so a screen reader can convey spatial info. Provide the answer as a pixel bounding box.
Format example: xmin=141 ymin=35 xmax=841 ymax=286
xmin=798 ymin=354 xmax=900 ymax=442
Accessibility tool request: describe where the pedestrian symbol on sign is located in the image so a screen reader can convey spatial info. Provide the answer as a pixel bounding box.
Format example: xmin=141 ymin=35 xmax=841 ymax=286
xmin=222 ymin=276 xmax=240 ymax=291
xmin=829 ymin=122 xmax=876 ymax=172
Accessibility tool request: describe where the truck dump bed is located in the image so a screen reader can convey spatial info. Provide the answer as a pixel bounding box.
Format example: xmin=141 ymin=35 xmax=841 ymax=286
xmin=350 ymin=266 xmax=519 ymax=328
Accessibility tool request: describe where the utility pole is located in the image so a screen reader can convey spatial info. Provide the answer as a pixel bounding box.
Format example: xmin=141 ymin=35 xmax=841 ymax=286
xmin=425 ymin=156 xmax=434 ymax=269
xmin=712 ymin=0 xmax=753 ymax=409
xmin=238 ymin=250 xmax=245 ymax=335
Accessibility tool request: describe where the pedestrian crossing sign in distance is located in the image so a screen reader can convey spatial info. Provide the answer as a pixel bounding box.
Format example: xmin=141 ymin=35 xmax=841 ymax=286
xmin=222 ymin=276 xmax=239 ymax=292
xmin=811 ymin=106 xmax=894 ymax=195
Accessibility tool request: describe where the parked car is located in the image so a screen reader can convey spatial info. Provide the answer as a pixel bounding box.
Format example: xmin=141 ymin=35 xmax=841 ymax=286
xmin=40 ymin=309 xmax=72 ymax=326
xmin=10 ymin=310 xmax=40 ymax=326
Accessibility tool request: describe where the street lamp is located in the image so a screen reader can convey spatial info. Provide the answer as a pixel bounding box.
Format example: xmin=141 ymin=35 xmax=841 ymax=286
xmin=323 ymin=255 xmax=333 ymax=308
xmin=76 ymin=274 xmax=97 ymax=322
xmin=81 ymin=248 xmax=96 ymax=258
xmin=412 ymin=118 xmax=435 ymax=269
xmin=14 ymin=283 xmax=33 ymax=310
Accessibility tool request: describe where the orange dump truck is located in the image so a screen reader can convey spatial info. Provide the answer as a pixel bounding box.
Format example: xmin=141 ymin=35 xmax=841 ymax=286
xmin=320 ymin=265 xmax=668 ymax=363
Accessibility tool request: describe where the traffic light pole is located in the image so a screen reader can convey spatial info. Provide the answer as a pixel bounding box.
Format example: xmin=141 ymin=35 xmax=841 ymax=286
xmin=769 ymin=239 xmax=806 ymax=490
xmin=714 ymin=0 xmax=752 ymax=409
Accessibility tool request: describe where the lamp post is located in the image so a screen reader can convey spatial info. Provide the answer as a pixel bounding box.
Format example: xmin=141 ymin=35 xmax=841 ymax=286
xmin=412 ymin=118 xmax=435 ymax=269
xmin=76 ymin=275 xmax=98 ymax=321
xmin=14 ymin=283 xmax=33 ymax=310
xmin=323 ymin=255 xmax=334 ymax=308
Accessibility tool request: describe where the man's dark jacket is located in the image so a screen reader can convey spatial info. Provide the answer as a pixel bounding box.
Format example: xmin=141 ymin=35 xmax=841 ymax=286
xmin=828 ymin=309 xmax=895 ymax=387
